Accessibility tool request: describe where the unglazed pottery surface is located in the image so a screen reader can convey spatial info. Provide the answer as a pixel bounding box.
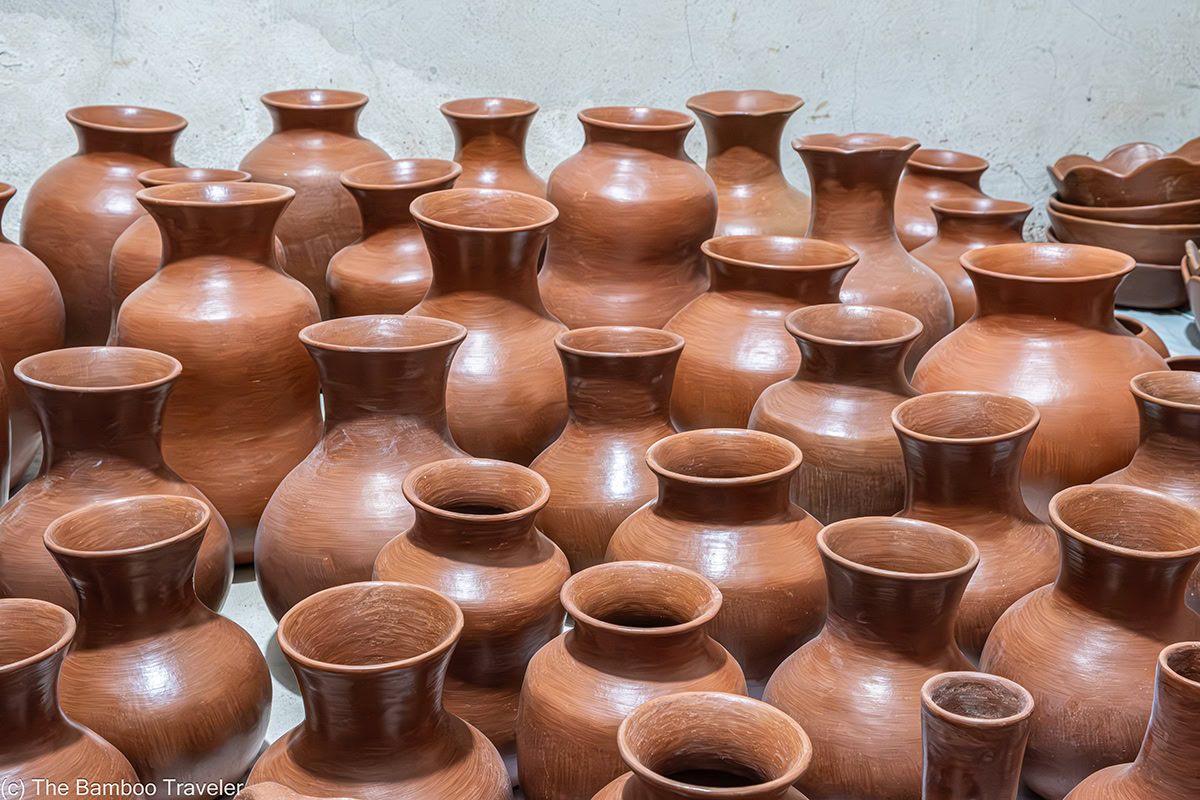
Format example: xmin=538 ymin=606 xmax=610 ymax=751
xmin=1115 ymin=315 xmax=1170 ymax=358
xmin=895 ymin=148 xmax=990 ymax=251
xmin=1049 ymin=192 xmax=1200 ymax=224
xmin=1049 ymin=138 xmax=1200 ymax=207
xmin=441 ymin=98 xmax=545 ymax=196
xmin=1048 ymin=204 xmax=1200 ymax=264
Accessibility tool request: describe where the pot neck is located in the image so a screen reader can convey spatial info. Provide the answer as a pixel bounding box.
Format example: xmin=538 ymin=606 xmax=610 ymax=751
xmin=898 ymin=432 xmax=1032 ymax=516
xmin=349 ymin=185 xmax=425 ymax=238
xmin=0 ymin=649 xmax=67 ymax=742
xmin=448 ymin=114 xmax=533 ymax=167
xmin=407 ymin=503 xmax=542 ymax=552
xmin=793 ymin=336 xmax=915 ymax=391
xmin=582 ymin=119 xmax=691 ymax=158
xmin=695 ymin=112 xmax=789 ymax=185
xmin=27 ymin=382 xmax=171 ymax=470
xmin=71 ymin=122 xmax=180 ymax=162
xmin=146 ymin=196 xmax=291 ymax=264
xmin=268 ymin=104 xmax=363 ymax=136
xmin=969 ymin=270 xmax=1123 ymax=328
xmin=931 ymin=209 xmax=1027 ymax=244
xmin=800 ymin=147 xmax=908 ymax=246
xmin=307 ymin=343 xmax=456 ymax=432
xmin=655 ymin=473 xmax=794 ymax=523
xmin=561 ymin=349 xmax=677 ymax=427
xmin=420 ymin=223 xmax=550 ymax=309
xmin=708 ymin=259 xmax=847 ymax=301
xmin=567 ymin=616 xmax=712 ymax=670
xmin=1130 ymin=652 xmax=1200 ymax=790
xmin=1133 ymin=394 xmax=1200 ymax=463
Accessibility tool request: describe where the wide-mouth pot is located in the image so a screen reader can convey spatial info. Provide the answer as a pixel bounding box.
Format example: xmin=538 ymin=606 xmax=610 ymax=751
xmin=16 ymin=346 xmax=181 ymax=393
xmin=440 ymin=97 xmax=538 ymax=119
xmin=300 ymin=315 xmax=466 ymax=353
xmin=261 ymin=89 xmax=368 ymax=111
xmin=137 ymin=168 xmax=251 ymax=187
xmin=340 ymin=159 xmax=462 ymax=191
xmin=555 ymin=326 xmax=684 ymax=358
xmin=410 ymin=187 xmax=558 ymax=232
xmin=702 ymin=235 xmax=858 ymax=272
xmin=686 ymin=90 xmax=805 ymax=117
xmin=66 ymin=105 xmax=187 ymax=134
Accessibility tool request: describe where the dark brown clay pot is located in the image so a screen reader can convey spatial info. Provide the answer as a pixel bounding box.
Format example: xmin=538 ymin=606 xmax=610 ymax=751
xmin=530 ymin=326 xmax=683 ymax=573
xmin=920 ymin=672 xmax=1034 ymax=800
xmin=47 ymin=495 xmax=271 ymax=794
xmin=911 ymin=243 xmax=1169 ymax=520
xmin=327 ymin=159 xmax=462 ymax=317
xmin=239 ymin=90 xmax=390 ymax=316
xmin=0 ymin=184 xmax=65 ymax=488
xmin=891 ymin=392 xmax=1058 ymax=663
xmin=408 ymin=188 xmax=566 ymax=464
xmin=0 ymin=347 xmax=233 ymax=613
xmin=665 ymin=236 xmax=857 ymax=429
xmin=255 ymin=315 xmax=468 ymax=621
xmin=591 ymin=691 xmax=813 ymax=800
xmin=539 ymin=107 xmax=718 ymax=328
xmin=517 ymin=561 xmax=747 ymax=800
xmin=247 ymin=581 xmax=511 ymax=800
xmin=373 ymin=457 xmax=570 ymax=777
xmin=441 ymin=98 xmax=546 ymax=196
xmin=895 ymin=148 xmax=990 ymax=251
xmin=1115 ymin=314 xmax=1170 ymax=358
xmin=910 ymin=198 xmax=1030 ymax=327
xmin=686 ymin=90 xmax=810 ymax=238
xmin=607 ymin=429 xmax=823 ymax=686
xmin=763 ymin=517 xmax=979 ymax=800
xmin=795 ymin=134 xmax=953 ymax=371
xmin=1065 ymin=641 xmax=1200 ymax=799
xmin=980 ymin=485 xmax=1200 ymax=800
xmin=114 ymin=182 xmax=322 ymax=563
xmin=749 ymin=304 xmax=921 ymax=524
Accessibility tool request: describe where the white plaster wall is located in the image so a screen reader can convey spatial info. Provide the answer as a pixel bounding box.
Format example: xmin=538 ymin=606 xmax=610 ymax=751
xmin=0 ymin=0 xmax=1196 ymax=240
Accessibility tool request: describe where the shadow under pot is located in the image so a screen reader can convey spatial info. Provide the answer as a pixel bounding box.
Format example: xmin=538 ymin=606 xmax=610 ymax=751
xmin=894 ymin=147 xmax=990 ymax=251
xmin=440 ymin=97 xmax=546 ymax=196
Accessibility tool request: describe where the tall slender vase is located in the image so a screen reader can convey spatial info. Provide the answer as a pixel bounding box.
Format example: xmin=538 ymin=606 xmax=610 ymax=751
xmin=441 ymin=97 xmax=546 ymax=196
xmin=894 ymin=148 xmax=990 ymax=251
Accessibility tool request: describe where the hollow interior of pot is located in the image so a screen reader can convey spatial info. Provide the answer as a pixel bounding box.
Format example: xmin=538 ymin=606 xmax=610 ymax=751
xmin=931 ymin=197 xmax=1032 ymax=216
xmin=582 ymin=106 xmax=692 ymax=128
xmin=263 ymin=89 xmax=366 ymax=108
xmin=893 ymin=392 xmax=1036 ymax=440
xmin=441 ymin=97 xmax=537 ymax=117
xmin=822 ymin=518 xmax=976 ymax=574
xmin=411 ymin=188 xmax=554 ymax=229
xmin=705 ymin=235 xmax=855 ymax=268
xmin=1052 ymin=486 xmax=1200 ymax=552
xmin=687 ymin=90 xmax=802 ymax=115
xmin=961 ymin=243 xmax=1131 ymax=280
xmin=407 ymin=458 xmax=547 ymax=516
xmin=302 ymin=315 xmax=463 ymax=351
xmin=17 ymin=346 xmax=179 ymax=390
xmin=910 ymin=148 xmax=988 ymax=171
xmin=68 ymin=105 xmax=185 ymax=130
xmin=1132 ymin=370 xmax=1200 ymax=408
xmin=927 ymin=675 xmax=1032 ymax=720
xmin=1165 ymin=643 xmax=1200 ymax=684
xmin=557 ymin=326 xmax=683 ymax=356
xmin=1167 ymin=356 xmax=1200 ymax=372
xmin=139 ymin=167 xmax=250 ymax=186
xmin=649 ymin=429 xmax=798 ymax=480
xmin=787 ymin=304 xmax=921 ymax=343
xmin=45 ymin=496 xmax=208 ymax=554
xmin=138 ymin=182 xmax=292 ymax=205
xmin=0 ymin=600 xmax=72 ymax=666
xmin=342 ymin=158 xmax=460 ymax=189
xmin=565 ymin=563 xmax=718 ymax=629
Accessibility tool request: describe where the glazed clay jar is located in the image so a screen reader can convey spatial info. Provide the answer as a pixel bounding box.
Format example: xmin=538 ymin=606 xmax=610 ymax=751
xmin=980 ymin=485 xmax=1200 ymax=800
xmin=530 ymin=326 xmax=682 ymax=572
xmin=894 ymin=148 xmax=990 ymax=251
xmin=539 ymin=106 xmax=718 ymax=328
xmin=909 ymin=197 xmax=1031 ymax=327
xmin=517 ymin=561 xmax=747 ymax=800
xmin=891 ymin=391 xmax=1059 ymax=662
xmin=0 ymin=347 xmax=233 ymax=613
xmin=749 ymin=304 xmax=921 ymax=524
xmin=911 ymin=243 xmax=1168 ymax=520
xmin=408 ymin=188 xmax=566 ymax=464
xmin=255 ymin=315 xmax=468 ymax=621
xmin=665 ymin=236 xmax=857 ymax=429
xmin=21 ymin=105 xmax=186 ymax=346
xmin=239 ymin=89 xmax=389 ymax=316
xmin=48 ymin=496 xmax=271 ymax=794
xmin=763 ymin=517 xmax=979 ymax=800
xmin=114 ymin=182 xmax=322 ymax=563
xmin=592 ymin=692 xmax=814 ymax=800
xmin=327 ymin=159 xmax=462 ymax=317
xmin=607 ymin=429 xmax=824 ymax=687
xmin=0 ymin=183 xmax=66 ymax=486
xmin=686 ymin=90 xmax=810 ymax=237
xmin=248 ymin=581 xmax=511 ymax=800
xmin=795 ymin=133 xmax=953 ymax=371
xmin=441 ymin=98 xmax=546 ymax=196
xmin=373 ymin=458 xmax=570 ymax=775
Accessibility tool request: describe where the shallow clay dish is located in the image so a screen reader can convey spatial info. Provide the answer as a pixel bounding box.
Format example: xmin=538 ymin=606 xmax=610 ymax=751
xmin=1049 ymin=138 xmax=1200 ymax=207
xmin=1047 ymin=205 xmax=1200 ymax=265
xmin=1049 ymin=193 xmax=1200 ymax=225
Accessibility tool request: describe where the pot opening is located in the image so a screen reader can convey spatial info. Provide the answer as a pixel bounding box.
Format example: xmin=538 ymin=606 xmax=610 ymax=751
xmin=405 ymin=458 xmax=549 ymax=518
xmin=138 ymin=168 xmax=250 ymax=187
xmin=1167 ymin=355 xmax=1200 ymax=372
xmin=930 ymin=197 xmax=1032 ymax=217
xmin=686 ymin=90 xmax=804 ymax=116
xmin=1132 ymin=370 xmax=1200 ymax=409
xmin=410 ymin=187 xmax=557 ymax=230
xmin=909 ymin=148 xmax=989 ymax=172
xmin=926 ymin=673 xmax=1033 ymax=721
xmin=821 ymin=518 xmax=978 ymax=575
xmin=648 ymin=429 xmax=800 ymax=481
xmin=301 ymin=315 xmax=465 ymax=352
xmin=961 ymin=243 xmax=1133 ymax=281
xmin=0 ymin=599 xmax=74 ymax=668
xmin=703 ymin=235 xmax=857 ymax=270
xmin=67 ymin=105 xmax=186 ymax=133
xmin=16 ymin=346 xmax=181 ymax=392
xmin=794 ymin=132 xmax=919 ymax=153
xmin=580 ymin=106 xmax=693 ymax=131
xmin=262 ymin=89 xmax=367 ymax=110
xmin=892 ymin=392 xmax=1038 ymax=442
xmin=563 ymin=562 xmax=721 ymax=632
xmin=1165 ymin=643 xmax=1200 ymax=684
xmin=44 ymin=495 xmax=209 ymax=555
xmin=440 ymin=97 xmax=538 ymax=118
xmin=1050 ymin=485 xmax=1200 ymax=554
xmin=786 ymin=304 xmax=922 ymax=345
xmin=341 ymin=158 xmax=462 ymax=190
xmin=137 ymin=182 xmax=294 ymax=206
xmin=556 ymin=326 xmax=684 ymax=357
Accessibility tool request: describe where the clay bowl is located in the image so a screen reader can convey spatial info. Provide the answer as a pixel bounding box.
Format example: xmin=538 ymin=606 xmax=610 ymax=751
xmin=1114 ymin=315 xmax=1170 ymax=358
xmin=1044 ymin=227 xmax=1186 ymax=309
xmin=1047 ymin=205 xmax=1200 ymax=265
xmin=1185 ymin=246 xmax=1200 ymax=330
xmin=1049 ymin=193 xmax=1200 ymax=225
xmin=1049 ymin=138 xmax=1200 ymax=206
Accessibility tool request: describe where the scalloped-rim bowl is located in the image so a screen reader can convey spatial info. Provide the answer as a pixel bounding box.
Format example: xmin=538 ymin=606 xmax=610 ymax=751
xmin=1047 ymin=205 xmax=1200 ymax=264
xmin=1048 ymin=138 xmax=1200 ymax=207
xmin=1049 ymin=193 xmax=1200 ymax=225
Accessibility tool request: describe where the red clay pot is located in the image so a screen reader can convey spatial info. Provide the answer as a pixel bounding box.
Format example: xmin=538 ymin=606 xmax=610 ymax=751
xmin=1115 ymin=315 xmax=1170 ymax=358
xmin=441 ymin=98 xmax=545 ymax=196
xmin=895 ymin=148 xmax=990 ymax=251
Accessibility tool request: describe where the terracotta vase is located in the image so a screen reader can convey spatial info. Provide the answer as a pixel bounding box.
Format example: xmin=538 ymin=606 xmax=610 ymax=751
xmin=763 ymin=517 xmax=979 ymax=800
xmin=891 ymin=391 xmax=1059 ymax=662
xmin=247 ymin=581 xmax=511 ymax=800
xmin=539 ymin=107 xmax=718 ymax=328
xmin=0 ymin=346 xmax=233 ymax=612
xmin=980 ymin=484 xmax=1200 ymax=800
xmin=591 ymin=691 xmax=813 ymax=800
xmin=686 ymin=90 xmax=810 ymax=237
xmin=441 ymin=98 xmax=545 ymax=196
xmin=529 ymin=326 xmax=682 ymax=572
xmin=1116 ymin=314 xmax=1170 ymax=358
xmin=239 ymin=89 xmax=389 ymax=316
xmin=327 ymin=159 xmax=462 ymax=317
xmin=909 ymin=197 xmax=1031 ymax=327
xmin=749 ymin=304 xmax=921 ymax=524
xmin=47 ymin=495 xmax=271 ymax=794
xmin=665 ymin=236 xmax=857 ymax=429
xmin=255 ymin=315 xmax=467 ymax=620
xmin=113 ymin=182 xmax=322 ymax=563
xmin=517 ymin=561 xmax=747 ymax=800
xmin=911 ymin=243 xmax=1169 ymax=520
xmin=607 ymin=429 xmax=823 ymax=687
xmin=920 ymin=672 xmax=1034 ymax=800
xmin=1065 ymin=641 xmax=1200 ymax=799
xmin=895 ymin=148 xmax=990 ymax=251
xmin=373 ymin=457 xmax=570 ymax=776
xmin=408 ymin=188 xmax=566 ymax=464
xmin=795 ymin=134 xmax=953 ymax=371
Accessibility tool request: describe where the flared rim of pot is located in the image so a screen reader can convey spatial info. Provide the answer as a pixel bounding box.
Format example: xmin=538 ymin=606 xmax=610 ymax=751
xmin=921 ymin=672 xmax=1035 ymax=728
xmin=66 ymin=105 xmax=187 ymax=134
xmin=403 ymin=457 xmax=551 ymax=522
xmin=908 ymin=147 xmax=990 ymax=174
xmin=340 ymin=158 xmax=463 ymax=192
xmin=1161 ymin=642 xmax=1200 ymax=689
xmin=300 ymin=314 xmax=467 ymax=354
xmin=137 ymin=167 xmax=252 ymax=187
xmin=1049 ymin=484 xmax=1200 ymax=559
xmin=1166 ymin=354 xmax=1200 ymax=371
xmin=136 ymin=181 xmax=296 ymax=208
xmin=930 ymin=197 xmax=1034 ymax=218
xmin=702 ymin=235 xmax=859 ymax=273
xmin=16 ymin=346 xmax=182 ymax=394
xmin=439 ymin=96 xmax=539 ymax=119
xmin=578 ymin=106 xmax=694 ymax=133
xmin=618 ymin=691 xmax=814 ymax=798
xmin=792 ymin=132 xmax=920 ymax=155
xmin=260 ymin=89 xmax=368 ymax=111
xmin=44 ymin=495 xmax=210 ymax=560
xmin=410 ymin=187 xmax=558 ymax=232
xmin=1130 ymin=370 xmax=1200 ymax=412
xmin=562 ymin=561 xmax=723 ymax=638
xmin=276 ymin=580 xmax=464 ymax=675
xmin=891 ymin=391 xmax=1040 ymax=446
xmin=646 ymin=428 xmax=802 ymax=488
xmin=556 ymin=326 xmax=685 ymax=359
xmin=0 ymin=597 xmax=76 ymax=676
xmin=686 ymin=89 xmax=805 ymax=117
xmin=818 ymin=517 xmax=980 ymax=581
xmin=785 ymin=304 xmax=924 ymax=348
xmin=960 ymin=242 xmax=1135 ymax=284
xmin=0 ymin=183 xmax=15 ymax=202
